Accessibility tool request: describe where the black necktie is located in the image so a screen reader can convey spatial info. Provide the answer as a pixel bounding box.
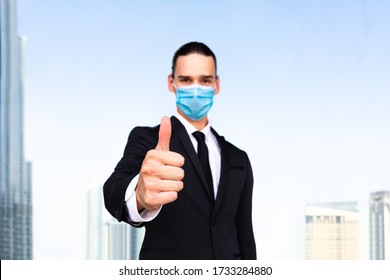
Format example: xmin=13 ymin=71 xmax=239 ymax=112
xmin=193 ymin=131 xmax=214 ymax=200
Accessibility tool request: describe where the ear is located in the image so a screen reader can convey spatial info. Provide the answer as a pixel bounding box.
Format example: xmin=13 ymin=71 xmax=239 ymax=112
xmin=214 ymin=75 xmax=220 ymax=95
xmin=168 ymin=74 xmax=176 ymax=93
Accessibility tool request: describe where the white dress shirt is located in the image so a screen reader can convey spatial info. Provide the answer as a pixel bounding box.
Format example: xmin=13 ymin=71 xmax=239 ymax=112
xmin=125 ymin=113 xmax=221 ymax=223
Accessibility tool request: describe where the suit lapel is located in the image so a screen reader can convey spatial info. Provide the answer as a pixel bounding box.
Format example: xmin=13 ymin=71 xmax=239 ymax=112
xmin=211 ymin=127 xmax=230 ymax=214
xmin=171 ymin=116 xmax=214 ymax=200
xmin=211 ymin=127 xmax=246 ymax=218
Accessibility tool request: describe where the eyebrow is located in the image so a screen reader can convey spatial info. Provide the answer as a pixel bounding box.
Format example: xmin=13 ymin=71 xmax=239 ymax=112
xmin=200 ymin=75 xmax=214 ymax=79
xmin=177 ymin=75 xmax=215 ymax=79
xmin=177 ymin=75 xmax=191 ymax=79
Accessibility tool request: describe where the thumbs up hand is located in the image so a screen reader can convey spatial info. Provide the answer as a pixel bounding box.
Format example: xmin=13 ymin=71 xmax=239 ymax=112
xmin=136 ymin=116 xmax=185 ymax=211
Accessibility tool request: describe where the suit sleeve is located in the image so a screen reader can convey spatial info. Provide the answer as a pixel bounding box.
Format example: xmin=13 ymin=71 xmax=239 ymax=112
xmin=103 ymin=126 xmax=157 ymax=225
xmin=236 ymin=152 xmax=257 ymax=259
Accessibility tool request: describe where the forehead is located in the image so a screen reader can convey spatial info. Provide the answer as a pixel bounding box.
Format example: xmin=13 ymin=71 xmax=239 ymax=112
xmin=175 ymin=53 xmax=216 ymax=76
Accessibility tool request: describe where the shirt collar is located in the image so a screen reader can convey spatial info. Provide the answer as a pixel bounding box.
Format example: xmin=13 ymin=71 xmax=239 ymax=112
xmin=174 ymin=113 xmax=212 ymax=137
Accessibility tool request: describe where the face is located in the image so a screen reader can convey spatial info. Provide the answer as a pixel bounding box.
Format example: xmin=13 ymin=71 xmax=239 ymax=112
xmin=168 ymin=53 xmax=220 ymax=94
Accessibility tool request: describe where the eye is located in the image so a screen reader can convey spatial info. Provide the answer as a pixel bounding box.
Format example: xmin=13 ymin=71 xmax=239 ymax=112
xmin=201 ymin=79 xmax=212 ymax=85
xmin=180 ymin=78 xmax=190 ymax=84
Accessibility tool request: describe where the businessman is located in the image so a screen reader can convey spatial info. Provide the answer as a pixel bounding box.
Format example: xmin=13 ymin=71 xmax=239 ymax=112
xmin=103 ymin=42 xmax=256 ymax=260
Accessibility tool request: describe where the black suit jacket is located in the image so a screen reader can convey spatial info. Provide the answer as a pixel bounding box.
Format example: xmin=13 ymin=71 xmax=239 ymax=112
xmin=103 ymin=116 xmax=256 ymax=259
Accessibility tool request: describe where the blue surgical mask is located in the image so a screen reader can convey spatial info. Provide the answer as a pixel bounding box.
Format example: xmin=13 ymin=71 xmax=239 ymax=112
xmin=175 ymin=83 xmax=215 ymax=121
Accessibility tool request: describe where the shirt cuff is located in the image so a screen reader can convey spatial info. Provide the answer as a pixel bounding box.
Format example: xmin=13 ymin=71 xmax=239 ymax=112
xmin=125 ymin=174 xmax=162 ymax=223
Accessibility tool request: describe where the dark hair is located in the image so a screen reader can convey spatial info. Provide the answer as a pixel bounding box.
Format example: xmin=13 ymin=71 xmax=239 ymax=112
xmin=171 ymin=42 xmax=217 ymax=77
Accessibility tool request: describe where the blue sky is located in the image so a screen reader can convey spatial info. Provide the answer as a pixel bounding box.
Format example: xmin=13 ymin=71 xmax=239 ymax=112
xmin=18 ymin=0 xmax=390 ymax=259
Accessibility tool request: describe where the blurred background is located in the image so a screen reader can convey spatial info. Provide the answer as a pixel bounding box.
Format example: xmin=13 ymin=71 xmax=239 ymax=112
xmin=1 ymin=0 xmax=389 ymax=260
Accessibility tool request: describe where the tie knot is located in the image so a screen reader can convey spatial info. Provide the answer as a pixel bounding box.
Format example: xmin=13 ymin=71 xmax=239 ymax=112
xmin=193 ymin=131 xmax=206 ymax=143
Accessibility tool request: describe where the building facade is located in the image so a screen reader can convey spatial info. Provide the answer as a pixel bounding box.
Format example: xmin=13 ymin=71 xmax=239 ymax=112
xmin=102 ymin=219 xmax=144 ymax=260
xmin=305 ymin=202 xmax=360 ymax=260
xmin=86 ymin=186 xmax=103 ymax=260
xmin=370 ymin=190 xmax=390 ymax=260
xmin=87 ymin=186 xmax=144 ymax=260
xmin=0 ymin=0 xmax=32 ymax=259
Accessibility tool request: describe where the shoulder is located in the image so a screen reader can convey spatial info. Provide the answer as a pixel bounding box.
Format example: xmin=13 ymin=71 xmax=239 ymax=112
xmin=125 ymin=124 xmax=160 ymax=152
xmin=211 ymin=127 xmax=251 ymax=163
xmin=224 ymin=138 xmax=250 ymax=161
xmin=129 ymin=124 xmax=159 ymax=139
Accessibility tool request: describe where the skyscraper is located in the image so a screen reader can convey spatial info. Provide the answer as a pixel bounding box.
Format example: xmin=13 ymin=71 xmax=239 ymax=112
xmin=87 ymin=186 xmax=144 ymax=260
xmin=370 ymin=190 xmax=390 ymax=260
xmin=86 ymin=186 xmax=103 ymax=260
xmin=0 ymin=0 xmax=32 ymax=259
xmin=305 ymin=202 xmax=360 ymax=260
xmin=102 ymin=218 xmax=144 ymax=260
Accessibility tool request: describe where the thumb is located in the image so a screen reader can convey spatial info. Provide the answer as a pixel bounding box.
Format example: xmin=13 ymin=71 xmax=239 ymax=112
xmin=155 ymin=116 xmax=171 ymax=151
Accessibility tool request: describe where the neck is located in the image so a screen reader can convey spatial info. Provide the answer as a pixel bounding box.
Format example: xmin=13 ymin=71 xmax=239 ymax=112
xmin=177 ymin=110 xmax=208 ymax=131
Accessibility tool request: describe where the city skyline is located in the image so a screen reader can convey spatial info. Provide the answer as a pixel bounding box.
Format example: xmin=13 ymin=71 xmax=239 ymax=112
xmin=17 ymin=0 xmax=390 ymax=259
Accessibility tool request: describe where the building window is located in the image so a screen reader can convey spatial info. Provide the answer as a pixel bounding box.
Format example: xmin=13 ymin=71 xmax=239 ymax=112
xmin=306 ymin=216 xmax=313 ymax=223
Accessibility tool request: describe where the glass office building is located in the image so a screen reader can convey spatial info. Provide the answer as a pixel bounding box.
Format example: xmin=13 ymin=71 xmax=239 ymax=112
xmin=370 ymin=190 xmax=390 ymax=260
xmin=102 ymin=218 xmax=144 ymax=260
xmin=0 ymin=0 xmax=32 ymax=259
xmin=87 ymin=186 xmax=144 ymax=260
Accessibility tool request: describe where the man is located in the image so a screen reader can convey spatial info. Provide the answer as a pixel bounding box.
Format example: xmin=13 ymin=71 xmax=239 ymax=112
xmin=103 ymin=42 xmax=256 ymax=260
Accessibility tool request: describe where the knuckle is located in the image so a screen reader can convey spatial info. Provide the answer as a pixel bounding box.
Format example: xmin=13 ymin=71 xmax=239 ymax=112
xmin=145 ymin=150 xmax=160 ymax=162
xmin=146 ymin=149 xmax=157 ymax=158
xmin=141 ymin=164 xmax=153 ymax=176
